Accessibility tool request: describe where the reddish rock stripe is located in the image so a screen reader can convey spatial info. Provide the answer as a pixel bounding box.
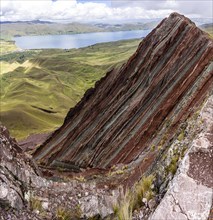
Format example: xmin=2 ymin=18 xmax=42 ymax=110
xmin=33 ymin=13 xmax=213 ymax=171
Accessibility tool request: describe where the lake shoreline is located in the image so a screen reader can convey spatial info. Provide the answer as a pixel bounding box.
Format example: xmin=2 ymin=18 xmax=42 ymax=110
xmin=13 ymin=29 xmax=151 ymax=50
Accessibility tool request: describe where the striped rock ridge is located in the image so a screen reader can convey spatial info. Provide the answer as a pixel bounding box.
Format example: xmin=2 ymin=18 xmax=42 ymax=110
xmin=33 ymin=13 xmax=213 ymax=177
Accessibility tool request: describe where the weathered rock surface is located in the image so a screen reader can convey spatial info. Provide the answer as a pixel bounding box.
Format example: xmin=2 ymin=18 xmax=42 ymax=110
xmin=0 ymin=126 xmax=39 ymax=210
xmin=149 ymin=96 xmax=213 ymax=220
xmin=0 ymin=126 xmax=120 ymax=219
xmin=33 ymin=13 xmax=213 ymax=180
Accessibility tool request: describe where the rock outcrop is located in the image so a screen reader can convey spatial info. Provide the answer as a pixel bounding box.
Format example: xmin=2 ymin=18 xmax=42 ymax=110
xmin=0 ymin=126 xmax=39 ymax=210
xmin=0 ymin=125 xmax=120 ymax=219
xmin=149 ymin=96 xmax=213 ymax=220
xmin=33 ymin=13 xmax=213 ymax=179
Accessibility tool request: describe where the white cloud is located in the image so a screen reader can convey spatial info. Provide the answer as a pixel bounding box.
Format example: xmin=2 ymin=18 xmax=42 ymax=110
xmin=111 ymin=0 xmax=213 ymax=18
xmin=1 ymin=0 xmax=77 ymax=21
xmin=0 ymin=0 xmax=212 ymax=23
xmin=176 ymin=0 xmax=213 ymax=18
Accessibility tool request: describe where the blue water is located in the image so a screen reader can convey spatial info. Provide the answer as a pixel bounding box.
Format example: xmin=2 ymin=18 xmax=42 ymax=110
xmin=14 ymin=30 xmax=151 ymax=49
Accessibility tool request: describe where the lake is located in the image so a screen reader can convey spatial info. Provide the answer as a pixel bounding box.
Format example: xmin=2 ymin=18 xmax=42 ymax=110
xmin=14 ymin=30 xmax=151 ymax=50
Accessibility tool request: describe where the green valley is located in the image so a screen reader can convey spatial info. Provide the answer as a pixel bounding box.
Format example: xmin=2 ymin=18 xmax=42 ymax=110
xmin=0 ymin=39 xmax=141 ymax=140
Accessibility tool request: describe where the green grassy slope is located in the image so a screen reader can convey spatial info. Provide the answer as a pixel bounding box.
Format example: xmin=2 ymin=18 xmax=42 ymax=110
xmin=0 ymin=40 xmax=18 ymax=54
xmin=204 ymin=27 xmax=213 ymax=37
xmin=0 ymin=39 xmax=141 ymax=139
xmin=200 ymin=23 xmax=213 ymax=37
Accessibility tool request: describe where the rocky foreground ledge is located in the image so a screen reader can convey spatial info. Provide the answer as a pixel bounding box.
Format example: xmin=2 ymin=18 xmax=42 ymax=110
xmin=0 ymin=125 xmax=120 ymax=219
xmin=149 ymin=96 xmax=213 ymax=220
xmin=0 ymin=95 xmax=212 ymax=219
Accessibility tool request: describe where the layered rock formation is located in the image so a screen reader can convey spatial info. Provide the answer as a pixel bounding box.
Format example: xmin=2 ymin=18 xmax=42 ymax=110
xmin=33 ymin=13 xmax=213 ymax=176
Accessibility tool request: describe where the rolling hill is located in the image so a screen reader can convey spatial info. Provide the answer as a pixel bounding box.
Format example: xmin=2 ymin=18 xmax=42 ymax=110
xmin=0 ymin=39 xmax=141 ymax=139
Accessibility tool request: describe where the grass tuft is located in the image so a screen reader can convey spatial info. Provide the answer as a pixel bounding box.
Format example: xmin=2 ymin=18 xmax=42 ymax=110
xmin=56 ymin=205 xmax=82 ymax=220
xmin=30 ymin=196 xmax=43 ymax=213
xmin=177 ymin=130 xmax=185 ymax=141
xmin=114 ymin=190 xmax=133 ymax=220
xmin=114 ymin=175 xmax=155 ymax=219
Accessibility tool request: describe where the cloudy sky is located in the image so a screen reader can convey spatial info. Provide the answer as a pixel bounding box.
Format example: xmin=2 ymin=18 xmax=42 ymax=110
xmin=1 ymin=0 xmax=212 ymax=23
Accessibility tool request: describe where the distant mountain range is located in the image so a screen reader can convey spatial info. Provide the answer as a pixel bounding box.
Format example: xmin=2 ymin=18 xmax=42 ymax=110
xmin=200 ymin=23 xmax=213 ymax=36
xmin=0 ymin=20 xmax=158 ymax=40
xmin=1 ymin=17 xmax=212 ymax=24
xmin=200 ymin=23 xmax=213 ymax=28
xmin=0 ymin=20 xmax=53 ymax=24
xmin=1 ymin=17 xmax=212 ymax=40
